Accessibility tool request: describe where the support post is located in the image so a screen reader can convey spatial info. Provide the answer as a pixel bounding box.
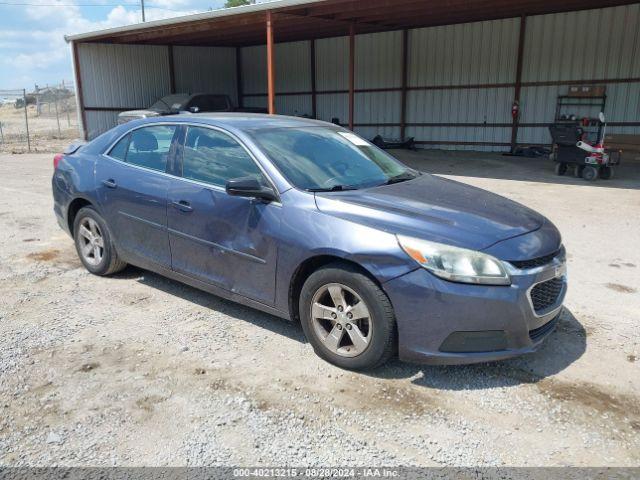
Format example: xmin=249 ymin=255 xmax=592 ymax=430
xmin=400 ymin=29 xmax=409 ymax=141
xmin=236 ymin=47 xmax=244 ymax=108
xmin=310 ymin=39 xmax=317 ymax=119
xmin=53 ymin=87 xmax=61 ymax=136
xmin=266 ymin=11 xmax=276 ymax=115
xmin=511 ymin=15 xmax=526 ymax=153
xmin=348 ymin=22 xmax=355 ymax=131
xmin=62 ymin=79 xmax=71 ymax=127
xmin=71 ymin=41 xmax=87 ymax=140
xmin=168 ymin=45 xmax=176 ymax=94
xmin=22 ymin=89 xmax=31 ymax=152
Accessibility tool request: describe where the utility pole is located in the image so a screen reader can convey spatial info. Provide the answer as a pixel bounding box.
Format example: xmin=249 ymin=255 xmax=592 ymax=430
xmin=140 ymin=0 xmax=145 ymax=22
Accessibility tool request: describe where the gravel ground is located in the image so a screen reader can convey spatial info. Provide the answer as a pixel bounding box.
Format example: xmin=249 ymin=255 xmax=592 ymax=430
xmin=0 ymin=151 xmax=638 ymax=467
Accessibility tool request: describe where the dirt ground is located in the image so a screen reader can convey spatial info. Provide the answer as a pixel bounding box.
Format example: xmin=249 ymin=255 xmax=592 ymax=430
xmin=0 ymin=103 xmax=79 ymax=154
xmin=0 ymin=151 xmax=638 ymax=467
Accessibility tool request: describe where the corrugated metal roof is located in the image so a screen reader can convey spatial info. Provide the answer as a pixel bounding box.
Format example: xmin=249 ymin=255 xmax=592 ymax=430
xmin=65 ymin=0 xmax=324 ymax=42
xmin=66 ymin=0 xmax=639 ymax=47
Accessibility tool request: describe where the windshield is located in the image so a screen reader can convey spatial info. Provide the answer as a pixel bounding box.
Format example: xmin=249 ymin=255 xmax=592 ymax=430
xmin=251 ymin=127 xmax=416 ymax=191
xmin=150 ymin=94 xmax=191 ymax=112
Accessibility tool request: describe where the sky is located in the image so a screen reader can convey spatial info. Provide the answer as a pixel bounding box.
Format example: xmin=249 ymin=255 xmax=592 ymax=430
xmin=0 ymin=0 xmax=268 ymax=90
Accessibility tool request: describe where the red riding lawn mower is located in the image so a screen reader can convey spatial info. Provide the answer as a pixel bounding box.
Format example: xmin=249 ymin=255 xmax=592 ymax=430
xmin=549 ymin=112 xmax=620 ymax=181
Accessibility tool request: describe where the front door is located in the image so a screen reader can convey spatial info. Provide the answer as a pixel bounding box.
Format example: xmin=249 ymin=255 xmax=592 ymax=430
xmin=96 ymin=124 xmax=179 ymax=268
xmin=167 ymin=125 xmax=281 ymax=305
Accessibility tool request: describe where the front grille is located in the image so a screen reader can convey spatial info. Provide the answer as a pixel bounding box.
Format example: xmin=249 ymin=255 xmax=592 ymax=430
xmin=530 ymin=277 xmax=564 ymax=313
xmin=529 ymin=314 xmax=560 ymax=342
xmin=510 ymin=250 xmax=560 ymax=270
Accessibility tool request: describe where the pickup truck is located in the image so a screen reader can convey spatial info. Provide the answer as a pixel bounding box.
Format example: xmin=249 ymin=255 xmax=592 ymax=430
xmin=117 ymin=93 xmax=267 ymax=124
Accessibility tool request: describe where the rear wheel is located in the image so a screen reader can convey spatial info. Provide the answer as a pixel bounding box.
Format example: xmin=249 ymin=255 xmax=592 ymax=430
xmin=600 ymin=166 xmax=614 ymax=180
xmin=299 ymin=263 xmax=396 ymax=370
xmin=73 ymin=206 xmax=127 ymax=276
xmin=582 ymin=165 xmax=599 ymax=181
xmin=555 ymin=163 xmax=568 ymax=176
xmin=574 ymin=165 xmax=585 ymax=178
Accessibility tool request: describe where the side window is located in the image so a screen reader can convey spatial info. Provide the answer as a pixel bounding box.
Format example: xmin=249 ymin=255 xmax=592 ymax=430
xmin=126 ymin=125 xmax=177 ymax=172
xmin=108 ymin=133 xmax=130 ymax=161
xmin=182 ymin=127 xmax=264 ymax=188
xmin=188 ymin=95 xmax=229 ymax=112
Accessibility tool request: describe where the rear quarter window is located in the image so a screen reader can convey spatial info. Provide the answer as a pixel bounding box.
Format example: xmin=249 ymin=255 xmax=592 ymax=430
xmin=108 ymin=134 xmax=130 ymax=161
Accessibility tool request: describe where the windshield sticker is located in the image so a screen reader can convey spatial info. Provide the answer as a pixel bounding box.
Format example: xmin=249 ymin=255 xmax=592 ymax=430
xmin=338 ymin=131 xmax=370 ymax=147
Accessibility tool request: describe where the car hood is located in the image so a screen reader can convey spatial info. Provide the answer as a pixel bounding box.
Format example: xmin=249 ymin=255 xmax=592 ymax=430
xmin=314 ymin=174 xmax=546 ymax=252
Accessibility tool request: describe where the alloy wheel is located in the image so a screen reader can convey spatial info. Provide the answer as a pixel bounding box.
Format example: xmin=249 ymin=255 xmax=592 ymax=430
xmin=78 ymin=217 xmax=104 ymax=266
xmin=310 ymin=283 xmax=372 ymax=358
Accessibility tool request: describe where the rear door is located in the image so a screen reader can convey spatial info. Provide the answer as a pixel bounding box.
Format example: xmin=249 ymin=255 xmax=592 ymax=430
xmin=167 ymin=125 xmax=281 ymax=304
xmin=96 ymin=124 xmax=179 ymax=268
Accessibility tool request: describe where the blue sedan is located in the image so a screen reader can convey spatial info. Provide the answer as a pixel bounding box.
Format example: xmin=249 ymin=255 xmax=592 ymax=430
xmin=52 ymin=114 xmax=566 ymax=370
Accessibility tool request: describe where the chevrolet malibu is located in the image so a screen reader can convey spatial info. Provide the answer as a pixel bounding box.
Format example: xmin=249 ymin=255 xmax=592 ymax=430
xmin=52 ymin=114 xmax=567 ymax=370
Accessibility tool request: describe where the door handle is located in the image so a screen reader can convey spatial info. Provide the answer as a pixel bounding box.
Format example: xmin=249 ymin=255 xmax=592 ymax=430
xmin=172 ymin=200 xmax=193 ymax=212
xmin=102 ymin=179 xmax=117 ymax=189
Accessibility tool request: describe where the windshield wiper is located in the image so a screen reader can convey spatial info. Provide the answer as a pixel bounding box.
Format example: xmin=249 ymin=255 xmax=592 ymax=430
xmin=384 ymin=171 xmax=420 ymax=185
xmin=307 ymin=185 xmax=358 ymax=192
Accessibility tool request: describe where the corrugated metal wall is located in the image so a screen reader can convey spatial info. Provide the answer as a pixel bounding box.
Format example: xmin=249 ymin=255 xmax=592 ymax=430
xmin=519 ymin=4 xmax=640 ymax=145
xmin=78 ymin=43 xmax=171 ymax=139
xmin=255 ymin=4 xmax=637 ymax=151
xmin=238 ymin=15 xmax=522 ymax=150
xmin=77 ymin=4 xmax=639 ymax=150
xmin=173 ymin=46 xmax=237 ymax=102
xmin=407 ymin=18 xmax=519 ymax=150
xmin=241 ymin=41 xmax=313 ymax=116
xmin=77 ymin=43 xmax=237 ymax=139
xmin=355 ymin=31 xmax=403 ymax=139
xmin=313 ymin=32 xmax=403 ymax=138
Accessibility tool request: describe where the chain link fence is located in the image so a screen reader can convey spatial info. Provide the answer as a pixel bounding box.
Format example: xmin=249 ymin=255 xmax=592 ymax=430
xmin=0 ymin=80 xmax=80 ymax=154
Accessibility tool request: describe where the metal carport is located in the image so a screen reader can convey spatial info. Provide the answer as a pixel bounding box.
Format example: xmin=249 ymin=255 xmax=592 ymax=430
xmin=66 ymin=0 xmax=640 ymax=152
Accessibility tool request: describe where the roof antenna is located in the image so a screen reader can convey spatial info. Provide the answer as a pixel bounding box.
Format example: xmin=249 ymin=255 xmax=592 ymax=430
xmin=140 ymin=0 xmax=146 ymax=22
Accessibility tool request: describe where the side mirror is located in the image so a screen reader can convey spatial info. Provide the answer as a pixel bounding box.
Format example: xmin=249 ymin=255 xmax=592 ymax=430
xmin=598 ymin=112 xmax=606 ymax=123
xmin=226 ymin=177 xmax=277 ymax=202
xmin=189 ymin=106 xmax=200 ymax=113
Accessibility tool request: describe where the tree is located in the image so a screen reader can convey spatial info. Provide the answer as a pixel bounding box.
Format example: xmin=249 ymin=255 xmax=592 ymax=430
xmin=224 ymin=0 xmax=255 ymax=7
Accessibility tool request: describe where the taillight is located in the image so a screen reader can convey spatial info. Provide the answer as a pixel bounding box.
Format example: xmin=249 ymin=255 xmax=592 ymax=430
xmin=53 ymin=153 xmax=64 ymax=169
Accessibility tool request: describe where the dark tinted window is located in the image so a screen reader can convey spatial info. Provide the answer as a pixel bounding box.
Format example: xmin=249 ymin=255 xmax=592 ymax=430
xmin=108 ymin=133 xmax=130 ymax=161
xmin=150 ymin=94 xmax=190 ymax=111
xmin=126 ymin=125 xmax=177 ymax=172
xmin=182 ymin=127 xmax=263 ymax=187
xmin=188 ymin=95 xmax=230 ymax=112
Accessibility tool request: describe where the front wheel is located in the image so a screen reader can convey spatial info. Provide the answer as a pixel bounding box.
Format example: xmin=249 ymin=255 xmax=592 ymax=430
xmin=299 ymin=263 xmax=396 ymax=370
xmin=73 ymin=206 xmax=127 ymax=276
xmin=582 ymin=165 xmax=599 ymax=181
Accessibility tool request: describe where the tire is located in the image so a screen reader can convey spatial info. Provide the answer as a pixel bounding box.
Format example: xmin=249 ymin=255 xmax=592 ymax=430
xmin=582 ymin=165 xmax=599 ymax=182
xmin=600 ymin=166 xmax=614 ymax=180
xmin=555 ymin=163 xmax=568 ymax=176
xmin=73 ymin=206 xmax=127 ymax=276
xmin=574 ymin=165 xmax=585 ymax=178
xmin=299 ymin=262 xmax=396 ymax=370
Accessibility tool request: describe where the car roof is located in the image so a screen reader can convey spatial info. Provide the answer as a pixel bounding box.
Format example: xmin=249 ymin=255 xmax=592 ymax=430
xmin=144 ymin=113 xmax=337 ymax=131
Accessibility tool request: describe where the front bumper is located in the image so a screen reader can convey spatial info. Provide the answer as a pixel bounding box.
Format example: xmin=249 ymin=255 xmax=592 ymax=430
xmin=385 ymin=258 xmax=567 ymax=365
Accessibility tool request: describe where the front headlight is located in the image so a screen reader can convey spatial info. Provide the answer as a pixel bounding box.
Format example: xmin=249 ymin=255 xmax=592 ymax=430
xmin=396 ymin=235 xmax=511 ymax=286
